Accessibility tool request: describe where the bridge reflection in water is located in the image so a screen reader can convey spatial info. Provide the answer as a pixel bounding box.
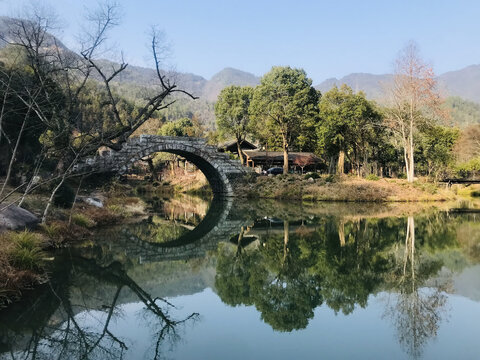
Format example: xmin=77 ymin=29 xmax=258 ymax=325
xmin=1 ymin=197 xmax=480 ymax=359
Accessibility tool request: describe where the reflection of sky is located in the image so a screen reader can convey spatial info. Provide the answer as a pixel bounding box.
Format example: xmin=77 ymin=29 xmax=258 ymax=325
xmin=51 ymin=287 xmax=480 ymax=360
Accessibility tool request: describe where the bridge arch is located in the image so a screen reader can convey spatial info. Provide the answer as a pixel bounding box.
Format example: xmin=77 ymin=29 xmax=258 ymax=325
xmin=75 ymin=135 xmax=252 ymax=197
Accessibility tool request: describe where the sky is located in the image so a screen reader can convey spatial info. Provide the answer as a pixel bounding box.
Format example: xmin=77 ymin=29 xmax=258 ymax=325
xmin=0 ymin=0 xmax=479 ymax=84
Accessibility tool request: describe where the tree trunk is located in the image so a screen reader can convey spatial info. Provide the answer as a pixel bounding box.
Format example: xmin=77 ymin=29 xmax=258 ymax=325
xmin=337 ymin=150 xmax=345 ymax=175
xmin=403 ymin=141 xmax=411 ymax=182
xmin=0 ymin=114 xmax=27 ymax=198
xmin=282 ymin=135 xmax=289 ymax=175
xmin=283 ymin=220 xmax=289 ymax=262
xmin=236 ymin=226 xmax=245 ymax=257
xmin=236 ymin=140 xmax=244 ymax=165
xmin=409 ymin=135 xmax=415 ymax=182
xmin=42 ymin=176 xmax=66 ymax=224
xmin=147 ymin=158 xmax=158 ymax=181
xmin=339 ymin=220 xmax=345 ymax=247
xmin=329 ymin=156 xmax=336 ymax=174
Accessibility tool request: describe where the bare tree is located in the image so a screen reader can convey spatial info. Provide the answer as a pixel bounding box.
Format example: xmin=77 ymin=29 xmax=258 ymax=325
xmin=385 ymin=42 xmax=444 ymax=182
xmin=293 ymin=153 xmax=316 ymax=174
xmin=0 ymin=2 xmax=195 ymax=222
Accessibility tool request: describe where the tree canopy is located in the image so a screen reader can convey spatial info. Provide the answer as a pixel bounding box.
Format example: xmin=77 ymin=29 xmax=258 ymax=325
xmin=250 ymin=66 xmax=319 ymax=174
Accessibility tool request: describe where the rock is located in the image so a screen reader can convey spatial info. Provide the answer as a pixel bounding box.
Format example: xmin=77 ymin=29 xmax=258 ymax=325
xmin=307 ymin=177 xmax=315 ymax=183
xmin=0 ymin=205 xmax=39 ymax=231
xmin=77 ymin=195 xmax=104 ymax=208
xmin=85 ymin=197 xmax=103 ymax=208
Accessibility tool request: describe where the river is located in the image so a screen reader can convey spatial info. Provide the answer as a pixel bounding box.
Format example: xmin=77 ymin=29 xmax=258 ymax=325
xmin=0 ymin=195 xmax=479 ymax=359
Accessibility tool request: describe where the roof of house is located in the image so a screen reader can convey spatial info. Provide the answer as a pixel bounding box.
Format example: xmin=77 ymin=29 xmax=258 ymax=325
xmin=218 ymin=139 xmax=258 ymax=152
xmin=243 ymin=150 xmax=322 ymax=164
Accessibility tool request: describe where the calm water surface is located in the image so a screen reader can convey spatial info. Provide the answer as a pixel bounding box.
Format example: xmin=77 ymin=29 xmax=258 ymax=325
xmin=1 ymin=196 xmax=480 ymax=359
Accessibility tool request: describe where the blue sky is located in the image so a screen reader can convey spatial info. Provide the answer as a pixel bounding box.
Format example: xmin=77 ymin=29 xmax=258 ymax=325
xmin=0 ymin=0 xmax=479 ymax=83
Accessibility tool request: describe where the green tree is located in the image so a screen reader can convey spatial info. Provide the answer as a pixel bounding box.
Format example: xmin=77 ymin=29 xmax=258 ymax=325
xmin=157 ymin=117 xmax=201 ymax=137
xmin=417 ymin=125 xmax=459 ymax=179
xmin=215 ymin=86 xmax=254 ymax=164
xmin=250 ymin=66 xmax=319 ymax=174
xmin=317 ymin=85 xmax=382 ymax=175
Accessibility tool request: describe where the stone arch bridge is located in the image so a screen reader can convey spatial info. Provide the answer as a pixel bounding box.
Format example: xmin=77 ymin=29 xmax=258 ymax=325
xmin=74 ymin=135 xmax=253 ymax=196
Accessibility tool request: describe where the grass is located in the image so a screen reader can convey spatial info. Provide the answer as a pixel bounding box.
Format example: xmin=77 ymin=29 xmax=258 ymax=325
xmin=365 ymin=174 xmax=380 ymax=181
xmin=71 ymin=213 xmax=96 ymax=228
xmin=238 ymin=174 xmax=455 ymax=202
xmin=4 ymin=231 xmax=45 ymax=271
xmin=107 ymin=204 xmax=127 ymax=217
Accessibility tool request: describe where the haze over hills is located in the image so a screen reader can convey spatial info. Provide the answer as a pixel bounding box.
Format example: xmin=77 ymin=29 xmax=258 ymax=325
xmin=1 ymin=16 xmax=479 ymax=128
xmin=315 ymin=65 xmax=480 ymax=104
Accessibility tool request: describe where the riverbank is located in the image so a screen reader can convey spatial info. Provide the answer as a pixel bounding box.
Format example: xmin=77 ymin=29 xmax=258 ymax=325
xmin=0 ymin=181 xmax=151 ymax=308
xmin=237 ymin=174 xmax=474 ymax=202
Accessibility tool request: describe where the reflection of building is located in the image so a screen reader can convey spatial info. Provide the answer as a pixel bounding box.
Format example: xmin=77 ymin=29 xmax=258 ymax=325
xmin=243 ymin=150 xmax=323 ymax=171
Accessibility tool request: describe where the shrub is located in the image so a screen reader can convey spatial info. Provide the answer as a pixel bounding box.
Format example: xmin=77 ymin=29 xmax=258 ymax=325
xmin=71 ymin=214 xmax=96 ymax=228
xmin=455 ymin=157 xmax=480 ymax=179
xmin=471 ymin=190 xmax=480 ymax=197
xmin=54 ymin=183 xmax=75 ymax=208
xmin=366 ymin=174 xmax=380 ymax=181
xmin=10 ymin=231 xmax=44 ymax=250
xmin=325 ymin=174 xmax=336 ymax=183
xmin=304 ymin=172 xmax=320 ymax=179
xmin=9 ymin=247 xmax=44 ymax=271
xmin=7 ymin=231 xmax=45 ymax=271
xmin=40 ymin=223 xmax=64 ymax=246
xmin=397 ymin=173 xmax=407 ymax=179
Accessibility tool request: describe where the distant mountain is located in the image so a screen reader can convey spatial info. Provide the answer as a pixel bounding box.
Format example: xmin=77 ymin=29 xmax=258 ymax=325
xmin=202 ymin=67 xmax=260 ymax=101
xmin=0 ymin=16 xmax=71 ymax=54
xmin=315 ymin=65 xmax=480 ymax=104
xmin=316 ymin=73 xmax=393 ymax=100
xmin=438 ymin=65 xmax=480 ymax=103
xmin=1 ymin=15 xmax=479 ymax=128
xmin=95 ymin=61 xmax=259 ymax=103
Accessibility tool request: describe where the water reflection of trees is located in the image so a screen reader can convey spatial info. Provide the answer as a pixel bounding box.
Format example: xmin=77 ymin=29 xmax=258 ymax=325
xmin=216 ymin=213 xmax=473 ymax=356
xmin=383 ymin=216 xmax=450 ymax=359
xmin=0 ymin=257 xmax=198 ymax=360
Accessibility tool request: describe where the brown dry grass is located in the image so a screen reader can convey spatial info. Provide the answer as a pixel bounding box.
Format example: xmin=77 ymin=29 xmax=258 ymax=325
xmin=239 ymin=175 xmax=456 ymax=202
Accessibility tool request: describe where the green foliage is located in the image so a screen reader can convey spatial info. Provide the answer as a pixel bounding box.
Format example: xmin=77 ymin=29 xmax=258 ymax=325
xmin=250 ymin=66 xmax=320 ymax=156
xmin=157 ymin=117 xmax=202 ymax=137
xmin=7 ymin=231 xmax=45 ymax=271
xmin=317 ymin=85 xmax=383 ymax=173
xmin=455 ymin=157 xmax=480 ymax=178
xmin=53 ymin=183 xmax=75 ymax=208
xmin=40 ymin=223 xmax=62 ymax=241
xmin=444 ymin=96 xmax=480 ymax=127
xmin=366 ymin=174 xmax=380 ymax=181
xmin=416 ymin=125 xmax=460 ymax=178
xmin=215 ymin=85 xmax=254 ymax=142
xmin=71 ymin=214 xmax=96 ymax=228
xmin=304 ymin=172 xmax=320 ymax=179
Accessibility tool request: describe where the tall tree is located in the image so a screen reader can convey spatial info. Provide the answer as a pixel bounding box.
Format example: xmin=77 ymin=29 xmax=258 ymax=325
xmin=385 ymin=42 xmax=444 ymax=182
xmin=317 ymin=85 xmax=381 ymax=175
xmin=215 ymin=85 xmax=253 ymax=164
xmin=250 ymin=66 xmax=319 ymax=174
